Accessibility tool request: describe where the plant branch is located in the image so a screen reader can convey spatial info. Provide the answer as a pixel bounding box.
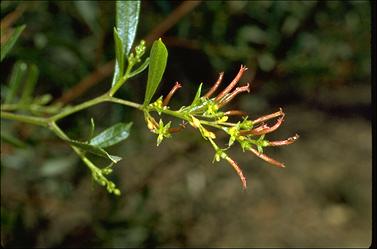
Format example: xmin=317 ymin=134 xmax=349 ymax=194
xmin=107 ymin=96 xmax=143 ymax=110
xmin=48 ymin=122 xmax=101 ymax=174
xmin=56 ymin=1 xmax=202 ymax=104
xmin=49 ymin=93 xmax=110 ymax=122
xmin=0 ymin=111 xmax=48 ymax=127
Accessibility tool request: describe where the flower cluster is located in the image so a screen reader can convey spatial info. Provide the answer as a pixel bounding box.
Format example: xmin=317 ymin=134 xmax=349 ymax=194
xmin=143 ymin=65 xmax=299 ymax=189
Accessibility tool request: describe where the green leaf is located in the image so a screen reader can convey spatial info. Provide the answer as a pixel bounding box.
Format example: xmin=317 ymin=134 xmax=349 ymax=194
xmin=144 ymin=39 xmax=168 ymax=105
xmin=191 ymin=83 xmax=203 ymax=105
xmin=74 ymin=1 xmax=99 ymax=34
xmin=116 ymin=0 xmax=140 ymax=57
xmin=33 ymin=94 xmax=52 ymax=106
xmin=112 ymin=28 xmax=125 ymax=84
xmin=128 ymin=57 xmax=149 ymax=78
xmin=5 ymin=61 xmax=28 ymax=104
xmin=19 ymin=64 xmax=39 ymax=105
xmin=111 ymin=0 xmax=140 ymax=86
xmin=89 ymin=122 xmax=132 ymax=148
xmin=88 ymin=118 xmax=95 ymax=140
xmin=68 ymin=140 xmax=122 ymax=163
xmin=1 ymin=25 xmax=26 ymax=62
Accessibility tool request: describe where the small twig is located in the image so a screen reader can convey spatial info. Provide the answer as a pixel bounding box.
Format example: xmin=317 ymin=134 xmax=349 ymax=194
xmin=0 ymin=4 xmax=26 ymax=30
xmin=143 ymin=1 xmax=202 ymax=45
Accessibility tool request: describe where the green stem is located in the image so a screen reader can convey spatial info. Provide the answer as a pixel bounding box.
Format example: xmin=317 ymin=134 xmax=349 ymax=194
xmin=49 ymin=93 xmax=109 ymax=122
xmin=109 ymin=75 xmax=128 ymax=97
xmin=108 ymin=96 xmax=143 ymax=110
xmin=0 ymin=111 xmax=48 ymax=126
xmin=48 ymin=122 xmax=99 ymax=173
xmin=154 ymin=108 xmax=225 ymax=131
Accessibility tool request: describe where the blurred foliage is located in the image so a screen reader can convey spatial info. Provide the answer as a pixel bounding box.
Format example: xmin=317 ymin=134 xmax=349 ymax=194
xmin=0 ymin=0 xmax=371 ymax=247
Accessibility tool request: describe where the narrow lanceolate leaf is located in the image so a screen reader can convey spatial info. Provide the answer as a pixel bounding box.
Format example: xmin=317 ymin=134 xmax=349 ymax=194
xmin=111 ymin=0 xmax=140 ymax=86
xmin=116 ymin=0 xmax=140 ymax=56
xmin=191 ymin=83 xmax=203 ymax=105
xmin=88 ymin=118 xmax=95 ymax=140
xmin=5 ymin=61 xmax=28 ymax=104
xmin=112 ymin=28 xmax=125 ymax=85
xmin=144 ymin=39 xmax=168 ymax=105
xmin=19 ymin=64 xmax=39 ymax=104
xmin=90 ymin=122 xmax=132 ymax=148
xmin=1 ymin=25 xmax=26 ymax=62
xmin=68 ymin=140 xmax=122 ymax=163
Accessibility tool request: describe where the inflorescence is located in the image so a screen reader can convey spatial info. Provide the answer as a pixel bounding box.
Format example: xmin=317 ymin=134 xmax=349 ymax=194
xmin=143 ymin=65 xmax=299 ymax=189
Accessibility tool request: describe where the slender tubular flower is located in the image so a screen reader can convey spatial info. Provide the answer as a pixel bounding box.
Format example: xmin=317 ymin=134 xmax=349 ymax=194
xmin=268 ymin=134 xmax=300 ymax=146
xmin=204 ymin=72 xmax=224 ymax=98
xmin=218 ymin=83 xmax=250 ymax=108
xmin=224 ymin=110 xmax=247 ymax=116
xmin=163 ymin=82 xmax=182 ymax=106
xmin=240 ymin=115 xmax=285 ymax=136
xmin=215 ymin=65 xmax=248 ymax=101
xmin=144 ymin=65 xmax=299 ymax=190
xmin=168 ymin=121 xmax=187 ymax=134
xmin=252 ymin=108 xmax=284 ymax=125
xmin=225 ymin=155 xmax=247 ymax=190
xmin=249 ymin=147 xmax=285 ymax=168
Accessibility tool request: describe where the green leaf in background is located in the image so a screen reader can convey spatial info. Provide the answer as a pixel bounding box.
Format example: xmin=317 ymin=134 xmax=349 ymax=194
xmin=1 ymin=25 xmax=26 ymax=62
xmin=39 ymin=156 xmax=77 ymax=177
xmin=19 ymin=64 xmax=39 ymax=105
xmin=74 ymin=1 xmax=99 ymax=34
xmin=111 ymin=0 xmax=141 ymax=86
xmin=0 ymin=132 xmax=27 ymax=148
xmin=89 ymin=122 xmax=132 ymax=148
xmin=144 ymin=39 xmax=168 ymax=105
xmin=67 ymin=140 xmax=122 ymax=163
xmin=4 ymin=61 xmax=28 ymax=104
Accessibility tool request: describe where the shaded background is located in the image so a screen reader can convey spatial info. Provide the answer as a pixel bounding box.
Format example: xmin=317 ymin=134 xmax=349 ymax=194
xmin=1 ymin=1 xmax=372 ymax=247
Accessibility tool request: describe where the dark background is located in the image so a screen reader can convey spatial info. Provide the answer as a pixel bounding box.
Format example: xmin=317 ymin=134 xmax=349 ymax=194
xmin=1 ymin=1 xmax=372 ymax=247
